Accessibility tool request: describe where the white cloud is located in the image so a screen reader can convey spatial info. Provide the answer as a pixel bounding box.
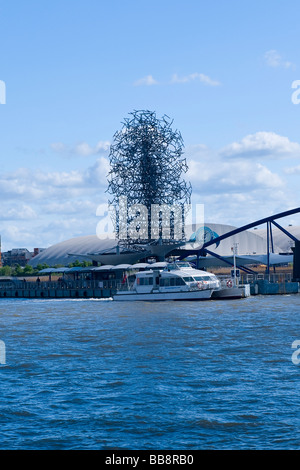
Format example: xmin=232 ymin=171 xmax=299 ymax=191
xmin=1 ymin=225 xmax=35 ymax=247
xmin=34 ymin=169 xmax=84 ymax=189
xmin=43 ymin=200 xmax=96 ymax=215
xmin=184 ymin=140 xmax=294 ymax=227
xmin=0 ymin=204 xmax=37 ymax=221
xmin=264 ymin=50 xmax=294 ymax=69
xmin=0 ymin=158 xmax=110 ymax=203
xmin=187 ymin=158 xmax=284 ymax=194
xmin=51 ymin=140 xmax=110 ymax=157
xmin=133 ymin=75 xmax=158 ymax=86
xmin=133 ymin=73 xmax=221 ymax=87
xmin=0 ymin=169 xmax=45 ymax=199
xmin=171 ymin=73 xmax=221 ymax=86
xmin=50 ymin=142 xmax=66 ymax=153
xmin=85 ymin=156 xmax=111 ymax=186
xmin=284 ymin=165 xmax=300 ymax=175
xmin=75 ymin=141 xmax=110 ymax=156
xmin=0 ymin=158 xmax=110 ymax=251
xmin=220 ymin=132 xmax=300 ymax=159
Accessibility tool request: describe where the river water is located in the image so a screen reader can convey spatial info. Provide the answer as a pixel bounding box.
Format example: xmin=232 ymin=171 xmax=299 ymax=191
xmin=0 ymin=295 xmax=299 ymax=450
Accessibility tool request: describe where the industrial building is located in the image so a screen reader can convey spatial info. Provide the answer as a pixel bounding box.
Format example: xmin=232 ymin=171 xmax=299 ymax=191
xmin=2 ymin=248 xmax=34 ymax=267
xmin=2 ymin=248 xmax=45 ymax=267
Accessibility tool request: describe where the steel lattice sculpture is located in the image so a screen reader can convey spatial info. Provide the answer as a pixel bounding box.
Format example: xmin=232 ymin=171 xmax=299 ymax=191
xmin=107 ymin=110 xmax=192 ymax=246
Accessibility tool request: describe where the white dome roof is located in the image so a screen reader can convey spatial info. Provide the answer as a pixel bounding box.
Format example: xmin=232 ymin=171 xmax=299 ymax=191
xmin=29 ymin=222 xmax=276 ymax=267
xmin=251 ymin=225 xmax=300 ymax=253
xmin=29 ymin=235 xmax=116 ymax=267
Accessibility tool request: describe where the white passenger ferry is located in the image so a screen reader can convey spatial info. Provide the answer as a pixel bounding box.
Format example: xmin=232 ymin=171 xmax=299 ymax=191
xmin=113 ymin=262 xmax=220 ymax=301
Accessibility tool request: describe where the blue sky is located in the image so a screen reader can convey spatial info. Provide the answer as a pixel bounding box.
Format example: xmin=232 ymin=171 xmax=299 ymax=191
xmin=1 ymin=0 xmax=300 ymax=251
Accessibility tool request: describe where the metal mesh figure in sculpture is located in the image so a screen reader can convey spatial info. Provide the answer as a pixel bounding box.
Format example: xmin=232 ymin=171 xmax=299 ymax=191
xmin=107 ymin=110 xmax=192 ymax=246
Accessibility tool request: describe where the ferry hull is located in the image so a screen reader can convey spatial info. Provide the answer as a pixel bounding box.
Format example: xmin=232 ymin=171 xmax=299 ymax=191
xmin=212 ymin=284 xmax=251 ymax=300
xmin=113 ymin=289 xmax=213 ymax=301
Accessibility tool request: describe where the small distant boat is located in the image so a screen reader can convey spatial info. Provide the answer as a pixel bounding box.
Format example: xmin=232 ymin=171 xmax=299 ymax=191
xmin=113 ymin=262 xmax=220 ymax=301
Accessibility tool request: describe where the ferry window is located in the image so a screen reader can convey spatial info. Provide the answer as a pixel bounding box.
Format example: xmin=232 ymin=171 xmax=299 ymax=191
xmin=175 ymin=277 xmax=185 ymax=286
xmin=164 ymin=278 xmax=170 ymax=287
xmin=149 ymin=277 xmax=153 ymax=285
xmin=183 ymin=277 xmax=193 ymax=283
xmin=170 ymin=278 xmax=175 ymax=286
xmin=195 ymin=276 xmax=211 ymax=281
xmin=140 ymin=278 xmax=144 ymax=285
xmin=159 ymin=278 xmax=164 ymax=286
xmin=166 ymin=264 xmax=177 ymax=270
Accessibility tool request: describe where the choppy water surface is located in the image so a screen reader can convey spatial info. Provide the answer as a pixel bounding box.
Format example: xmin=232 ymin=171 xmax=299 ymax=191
xmin=0 ymin=295 xmax=300 ymax=450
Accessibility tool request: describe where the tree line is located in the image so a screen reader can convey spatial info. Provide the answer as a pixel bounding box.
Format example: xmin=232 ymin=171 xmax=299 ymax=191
xmin=0 ymin=260 xmax=92 ymax=277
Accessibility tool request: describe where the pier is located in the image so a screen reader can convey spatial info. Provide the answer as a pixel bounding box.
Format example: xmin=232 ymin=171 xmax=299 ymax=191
xmin=0 ymin=278 xmax=114 ymax=299
xmin=0 ymin=270 xmax=298 ymax=299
